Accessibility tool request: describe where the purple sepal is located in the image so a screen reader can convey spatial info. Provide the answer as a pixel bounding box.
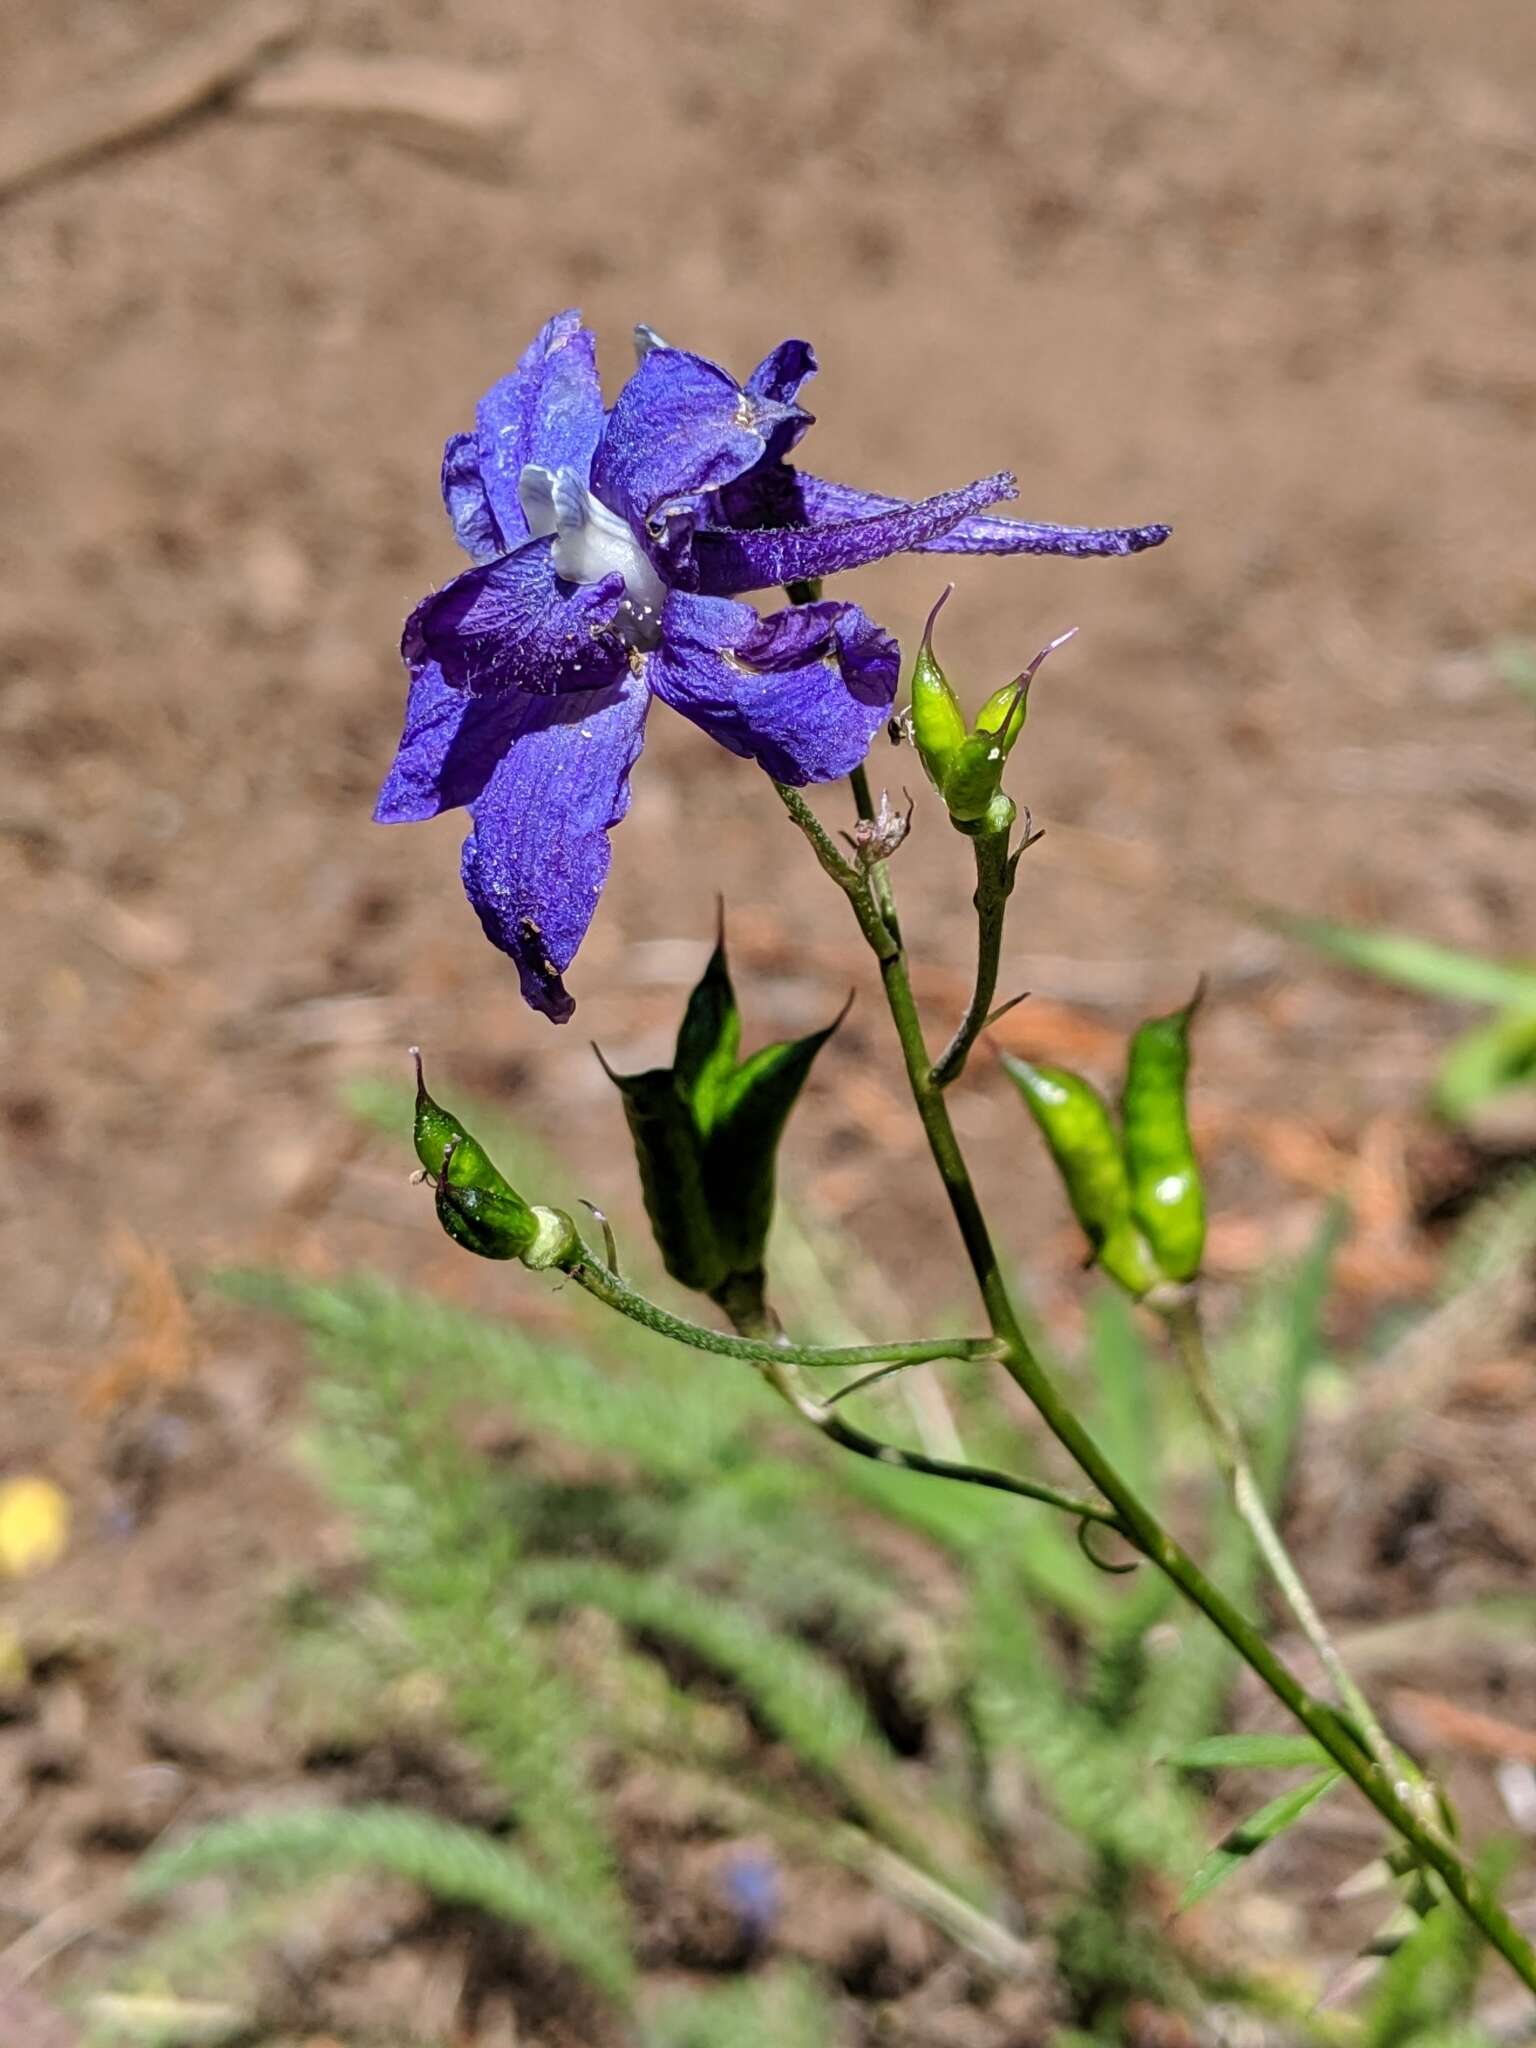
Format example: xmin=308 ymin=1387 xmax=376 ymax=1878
xmin=470 ymin=310 xmax=606 ymax=548
xmin=374 ymin=661 xmax=553 ymax=823
xmin=649 ymin=591 xmax=897 ymax=786
xmin=405 ymin=537 xmax=629 ymax=697
xmin=592 ymin=346 xmax=808 ymax=524
xmin=746 ymin=339 xmax=817 ymax=408
xmin=461 ymin=673 xmax=650 ymax=1023
xmin=440 ymin=432 xmax=506 ymax=563
xmin=690 ymin=470 xmax=1019 ymax=596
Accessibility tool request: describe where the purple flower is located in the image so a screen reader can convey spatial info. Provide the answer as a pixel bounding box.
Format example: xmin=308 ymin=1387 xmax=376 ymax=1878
xmin=376 ymin=312 xmax=1169 ymax=1022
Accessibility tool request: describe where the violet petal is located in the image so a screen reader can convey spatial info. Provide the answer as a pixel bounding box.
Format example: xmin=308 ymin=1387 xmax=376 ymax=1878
xmin=797 ymin=473 xmax=1171 ymax=557
xmin=649 ymin=592 xmax=897 ymax=786
xmin=470 ymin=309 xmax=606 ymax=547
xmin=405 ymin=536 xmax=629 ymax=698
xmin=461 ymin=673 xmax=651 ymax=1022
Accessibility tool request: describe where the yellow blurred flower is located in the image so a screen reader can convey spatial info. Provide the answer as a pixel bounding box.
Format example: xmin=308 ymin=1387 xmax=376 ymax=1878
xmin=0 ymin=1476 xmax=71 ymax=1577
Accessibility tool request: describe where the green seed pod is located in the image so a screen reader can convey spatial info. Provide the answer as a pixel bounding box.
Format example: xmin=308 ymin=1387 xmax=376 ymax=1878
xmin=434 ymin=1155 xmax=539 ymax=1262
xmin=908 ymin=585 xmax=967 ymax=794
xmin=973 ymin=675 xmax=1031 ymax=746
xmin=942 ymin=728 xmax=1014 ymax=823
xmin=412 ymin=1049 xmax=497 ymax=1184
xmin=936 ymin=622 xmax=1077 ymax=827
xmin=411 ymin=1051 xmax=539 ymax=1261
xmin=1004 ymin=1056 xmax=1158 ymax=1297
xmin=1121 ymin=986 xmax=1206 ymax=1283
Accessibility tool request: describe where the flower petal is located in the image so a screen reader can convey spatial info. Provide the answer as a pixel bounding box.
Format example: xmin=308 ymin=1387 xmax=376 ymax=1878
xmin=690 ymin=471 xmax=1019 ymax=596
xmin=374 ymin=661 xmax=555 ymax=823
xmin=461 ymin=675 xmax=651 ymax=1022
xmin=466 ymin=309 xmax=606 ymax=549
xmin=746 ymin=339 xmax=818 ymax=407
xmin=649 ymin=592 xmax=898 ymax=786
xmin=406 ymin=535 xmax=630 ymax=697
xmin=441 ymin=432 xmax=506 ymax=563
xmin=796 ymin=473 xmax=1171 ymax=558
xmin=590 ymin=346 xmax=807 ymax=525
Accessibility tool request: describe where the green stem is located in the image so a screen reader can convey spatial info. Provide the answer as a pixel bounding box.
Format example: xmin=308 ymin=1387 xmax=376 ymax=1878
xmin=763 ymin=1352 xmax=1122 ymax=1528
xmin=931 ymin=824 xmax=1012 ymax=1088
xmin=779 ymin=773 xmax=1536 ymax=1998
xmin=772 ymin=782 xmax=898 ymax=962
xmin=564 ymin=1249 xmax=995 ymax=1374
xmin=848 ymin=762 xmax=902 ymax=944
xmin=1159 ymin=1291 xmax=1408 ymax=1796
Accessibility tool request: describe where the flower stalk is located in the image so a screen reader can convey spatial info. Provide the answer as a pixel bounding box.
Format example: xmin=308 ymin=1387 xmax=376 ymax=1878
xmin=776 ymin=767 xmax=1536 ymax=1999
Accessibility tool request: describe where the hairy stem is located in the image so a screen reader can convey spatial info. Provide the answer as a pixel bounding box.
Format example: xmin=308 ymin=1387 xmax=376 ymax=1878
xmin=776 ymin=769 xmax=1536 ymax=1997
xmin=931 ymin=824 xmax=1013 ymax=1088
xmin=564 ymin=1250 xmax=995 ymax=1373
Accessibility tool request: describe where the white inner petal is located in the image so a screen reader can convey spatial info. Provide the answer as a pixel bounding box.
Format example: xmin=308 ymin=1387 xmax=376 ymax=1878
xmin=518 ymin=463 xmax=666 ymax=648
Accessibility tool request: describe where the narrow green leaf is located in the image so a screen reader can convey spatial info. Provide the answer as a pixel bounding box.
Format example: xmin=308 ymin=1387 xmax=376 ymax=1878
xmin=1433 ymin=1006 xmax=1536 ymax=1122
xmin=1165 ymin=1732 xmax=1331 ymax=1771
xmin=1265 ymin=911 xmax=1536 ymax=1010
xmin=1179 ymin=1770 xmax=1340 ymax=1909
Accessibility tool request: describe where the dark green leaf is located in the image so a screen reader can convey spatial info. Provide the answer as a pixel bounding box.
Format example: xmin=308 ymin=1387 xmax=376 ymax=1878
xmin=600 ymin=1062 xmax=726 ymax=1295
xmin=703 ymin=1002 xmax=847 ymax=1278
xmin=672 ymin=933 xmax=742 ymax=1131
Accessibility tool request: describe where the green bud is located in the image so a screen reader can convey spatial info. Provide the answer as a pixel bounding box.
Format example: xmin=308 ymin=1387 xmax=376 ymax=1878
xmin=599 ymin=924 xmax=845 ymax=1313
xmin=411 ymin=1051 xmax=538 ymax=1262
xmin=1121 ymin=985 xmax=1206 ymax=1283
xmin=908 ymin=585 xmax=967 ymax=793
xmin=1004 ymin=1056 xmax=1158 ymax=1297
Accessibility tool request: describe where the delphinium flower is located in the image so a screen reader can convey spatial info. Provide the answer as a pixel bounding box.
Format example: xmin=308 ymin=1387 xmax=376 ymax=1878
xmin=376 ymin=311 xmax=1168 ymax=1022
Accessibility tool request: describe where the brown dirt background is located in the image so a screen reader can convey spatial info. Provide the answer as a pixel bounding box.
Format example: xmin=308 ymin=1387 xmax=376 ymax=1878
xmin=3 ymin=1 xmax=1535 ymax=2041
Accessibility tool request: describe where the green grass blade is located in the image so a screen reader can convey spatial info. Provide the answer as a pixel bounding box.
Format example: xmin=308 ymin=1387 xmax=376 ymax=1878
xmin=1165 ymin=1733 xmax=1331 ymax=1771
xmin=1179 ymin=1771 xmax=1340 ymax=1909
xmin=1263 ymin=913 xmax=1536 ymax=1010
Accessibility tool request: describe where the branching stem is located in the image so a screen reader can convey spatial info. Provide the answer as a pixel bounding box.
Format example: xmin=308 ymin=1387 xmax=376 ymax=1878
xmin=563 ymin=1250 xmax=996 ymax=1375
xmin=773 ymin=766 xmax=1536 ymax=1999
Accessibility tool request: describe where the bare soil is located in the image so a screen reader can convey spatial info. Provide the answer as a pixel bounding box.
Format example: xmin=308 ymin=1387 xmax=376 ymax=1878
xmin=3 ymin=1 xmax=1535 ymax=2040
